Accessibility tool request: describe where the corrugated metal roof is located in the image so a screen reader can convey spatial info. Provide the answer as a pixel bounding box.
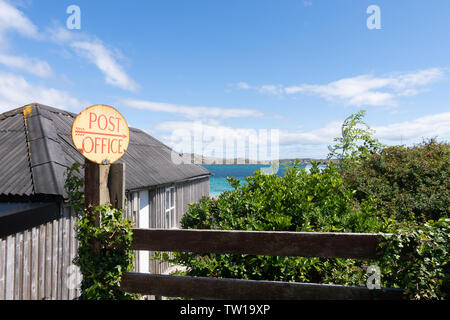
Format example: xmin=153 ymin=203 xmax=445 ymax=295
xmin=0 ymin=112 xmax=34 ymax=196
xmin=0 ymin=103 xmax=210 ymax=197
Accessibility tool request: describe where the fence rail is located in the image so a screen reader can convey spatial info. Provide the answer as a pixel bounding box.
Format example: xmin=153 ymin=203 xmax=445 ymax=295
xmin=121 ymin=273 xmax=403 ymax=300
xmin=131 ymin=228 xmax=389 ymax=259
xmin=122 ymin=228 xmax=403 ymax=300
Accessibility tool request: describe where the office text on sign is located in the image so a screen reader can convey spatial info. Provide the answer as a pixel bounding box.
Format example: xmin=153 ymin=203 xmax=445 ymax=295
xmin=72 ymin=105 xmax=130 ymax=164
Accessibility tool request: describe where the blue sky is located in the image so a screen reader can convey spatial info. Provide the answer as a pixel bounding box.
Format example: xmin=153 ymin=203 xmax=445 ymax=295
xmin=0 ymin=0 xmax=449 ymax=159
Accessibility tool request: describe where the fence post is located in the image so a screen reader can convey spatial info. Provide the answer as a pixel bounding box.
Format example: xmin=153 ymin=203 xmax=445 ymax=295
xmin=84 ymin=160 xmax=125 ymax=253
xmin=108 ymin=163 xmax=125 ymax=210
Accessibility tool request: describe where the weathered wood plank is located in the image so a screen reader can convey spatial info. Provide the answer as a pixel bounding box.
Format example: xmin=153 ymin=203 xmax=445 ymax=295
xmin=0 ymin=237 xmax=6 ymax=299
xmin=14 ymin=232 xmax=23 ymax=300
xmin=120 ymin=273 xmax=404 ymax=300
xmin=84 ymin=160 xmax=111 ymax=210
xmin=22 ymin=229 xmax=30 ymax=300
xmin=57 ymin=210 xmax=63 ymax=299
xmin=61 ymin=213 xmax=70 ymax=300
xmin=131 ymin=229 xmax=387 ymax=259
xmin=51 ymin=218 xmax=59 ymax=300
xmin=38 ymin=224 xmax=46 ymax=299
xmin=68 ymin=213 xmax=74 ymax=300
xmin=30 ymin=227 xmax=39 ymax=300
xmin=69 ymin=212 xmax=80 ymax=300
xmin=108 ymin=163 xmax=125 ymax=210
xmin=71 ymin=213 xmax=82 ymax=299
xmin=5 ymin=235 xmax=15 ymax=300
xmin=45 ymin=222 xmax=53 ymax=299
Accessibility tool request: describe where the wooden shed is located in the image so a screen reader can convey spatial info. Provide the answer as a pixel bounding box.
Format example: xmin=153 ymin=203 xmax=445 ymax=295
xmin=0 ymin=103 xmax=211 ymax=300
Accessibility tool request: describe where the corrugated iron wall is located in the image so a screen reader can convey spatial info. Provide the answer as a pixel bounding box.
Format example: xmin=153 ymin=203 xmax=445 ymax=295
xmin=0 ymin=205 xmax=81 ymax=300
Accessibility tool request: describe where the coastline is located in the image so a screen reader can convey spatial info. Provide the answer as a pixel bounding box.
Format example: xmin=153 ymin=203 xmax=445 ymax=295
xmin=180 ymin=153 xmax=337 ymax=166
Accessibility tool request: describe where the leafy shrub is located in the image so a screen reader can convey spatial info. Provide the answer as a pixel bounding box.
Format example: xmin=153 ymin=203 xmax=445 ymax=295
xmin=327 ymin=110 xmax=384 ymax=163
xmin=158 ymin=163 xmax=384 ymax=286
xmin=183 ymin=162 xmax=384 ymax=234
xmin=160 ymin=162 xmax=449 ymax=299
xmin=379 ymin=218 xmax=450 ymax=299
xmin=341 ymin=139 xmax=450 ymax=223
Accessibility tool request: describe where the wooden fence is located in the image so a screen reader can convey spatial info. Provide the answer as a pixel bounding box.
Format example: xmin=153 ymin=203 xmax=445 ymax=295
xmin=120 ymin=229 xmax=404 ymax=300
xmin=0 ymin=206 xmax=81 ymax=300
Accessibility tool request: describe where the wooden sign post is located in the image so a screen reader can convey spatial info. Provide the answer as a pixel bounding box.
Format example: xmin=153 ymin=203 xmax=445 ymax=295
xmin=84 ymin=161 xmax=126 ymax=211
xmin=72 ymin=105 xmax=129 ymax=252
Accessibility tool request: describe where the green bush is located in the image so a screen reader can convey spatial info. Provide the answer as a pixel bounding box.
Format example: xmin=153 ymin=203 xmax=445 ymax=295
xmin=341 ymin=139 xmax=450 ymax=223
xmin=328 ymin=110 xmax=384 ymax=162
xmin=160 ymin=162 xmax=449 ymax=299
xmin=158 ymin=163 xmax=384 ymax=286
xmin=379 ymin=218 xmax=450 ymax=299
xmin=182 ymin=162 xmax=383 ymax=234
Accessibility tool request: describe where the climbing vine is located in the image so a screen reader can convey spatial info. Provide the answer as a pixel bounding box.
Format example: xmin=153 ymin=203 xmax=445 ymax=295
xmin=379 ymin=218 xmax=450 ymax=300
xmin=65 ymin=163 xmax=139 ymax=300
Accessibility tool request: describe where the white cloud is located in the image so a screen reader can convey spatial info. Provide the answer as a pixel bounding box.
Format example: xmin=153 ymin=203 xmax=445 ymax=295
xmin=44 ymin=23 xmax=140 ymax=92
xmin=279 ymin=112 xmax=450 ymax=148
xmin=278 ymin=112 xmax=450 ymax=157
xmin=0 ymin=0 xmax=138 ymax=102
xmin=46 ymin=24 xmax=74 ymax=43
xmin=259 ymin=85 xmax=284 ymax=95
xmin=373 ymin=112 xmax=450 ymax=141
xmin=0 ymin=0 xmax=38 ymax=44
xmin=235 ymin=68 xmax=446 ymax=107
xmin=285 ymin=76 xmax=397 ymax=106
xmin=71 ymin=40 xmax=139 ymax=92
xmin=0 ymin=70 xmax=87 ymax=112
xmin=121 ymin=99 xmax=264 ymax=120
xmin=279 ymin=121 xmax=342 ymax=146
xmin=231 ymin=82 xmax=284 ymax=95
xmin=45 ymin=24 xmax=140 ymax=91
xmin=151 ymin=112 xmax=450 ymax=159
xmin=0 ymin=53 xmax=52 ymax=77
xmin=285 ymin=68 xmax=445 ymax=107
xmin=234 ymin=82 xmax=250 ymax=90
xmin=152 ymin=119 xmax=335 ymax=159
xmin=153 ymin=120 xmax=279 ymax=161
xmin=0 ymin=2 xmax=54 ymax=79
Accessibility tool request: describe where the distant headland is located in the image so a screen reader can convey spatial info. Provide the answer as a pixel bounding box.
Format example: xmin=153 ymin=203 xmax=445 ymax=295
xmin=179 ymin=153 xmax=337 ymax=166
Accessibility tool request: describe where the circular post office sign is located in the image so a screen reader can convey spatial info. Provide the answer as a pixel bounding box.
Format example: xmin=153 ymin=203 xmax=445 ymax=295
xmin=72 ymin=105 xmax=130 ymax=164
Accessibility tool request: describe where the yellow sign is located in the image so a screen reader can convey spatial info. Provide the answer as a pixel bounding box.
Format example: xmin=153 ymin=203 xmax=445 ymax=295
xmin=72 ymin=105 xmax=130 ymax=164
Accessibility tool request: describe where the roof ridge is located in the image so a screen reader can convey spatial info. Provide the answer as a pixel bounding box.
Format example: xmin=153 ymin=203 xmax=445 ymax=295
xmin=22 ymin=105 xmax=36 ymax=195
xmin=23 ymin=104 xmax=68 ymax=196
xmin=0 ymin=103 xmax=78 ymax=121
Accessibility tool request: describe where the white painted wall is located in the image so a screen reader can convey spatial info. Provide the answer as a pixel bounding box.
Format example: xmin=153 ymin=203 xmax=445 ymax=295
xmin=138 ymin=190 xmax=149 ymax=273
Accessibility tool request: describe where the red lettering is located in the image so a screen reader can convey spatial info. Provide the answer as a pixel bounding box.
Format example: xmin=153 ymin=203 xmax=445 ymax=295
xmin=108 ymin=116 xmax=116 ymax=132
xmin=110 ymin=139 xmax=118 ymax=153
xmin=89 ymin=113 xmax=97 ymax=129
xmin=101 ymin=138 xmax=107 ymax=153
xmin=94 ymin=137 xmax=101 ymax=153
xmin=118 ymin=139 xmax=123 ymax=154
xmin=82 ymin=137 xmax=94 ymax=154
xmin=98 ymin=114 xmax=108 ymax=130
xmin=116 ymin=117 xmax=121 ymax=132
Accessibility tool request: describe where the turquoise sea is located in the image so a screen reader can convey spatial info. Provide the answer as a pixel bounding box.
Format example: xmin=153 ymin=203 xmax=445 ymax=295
xmin=202 ymin=164 xmax=311 ymax=198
